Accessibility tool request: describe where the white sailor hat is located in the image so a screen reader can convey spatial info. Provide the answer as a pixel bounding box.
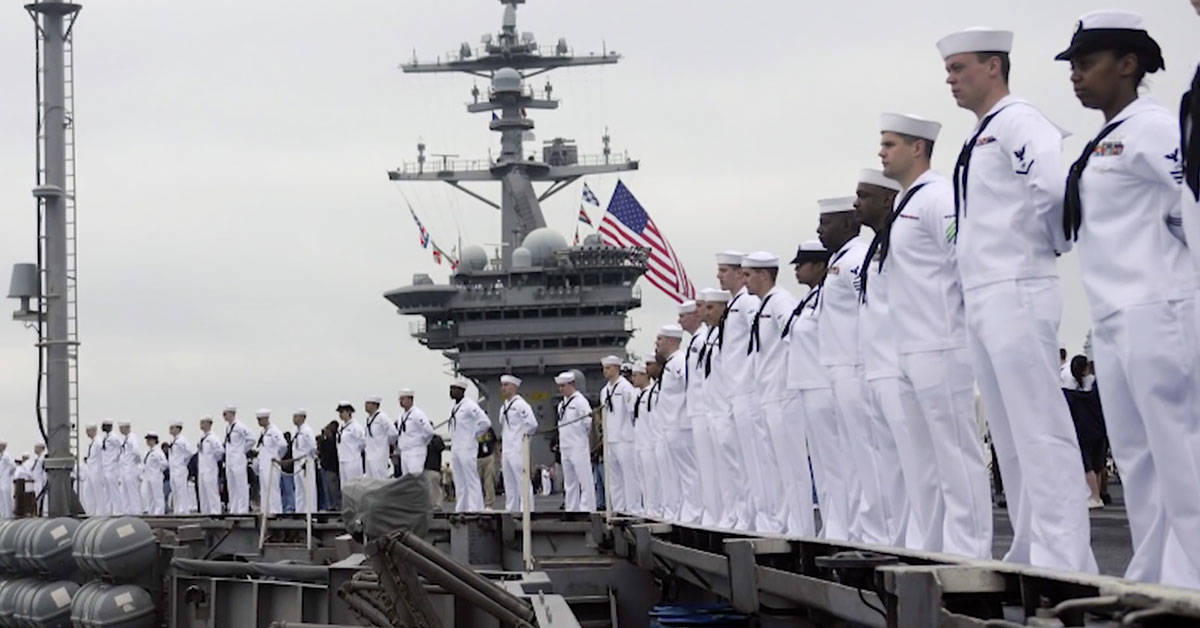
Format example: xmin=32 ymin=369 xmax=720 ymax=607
xmin=818 ymin=197 xmax=856 ymax=215
xmin=222 ymin=405 xmax=237 ymax=413
xmin=677 ymin=300 xmax=698 ymax=314
xmin=169 ymin=420 xmax=183 ymax=428
xmin=714 ymin=250 xmax=745 ymax=266
xmin=699 ymin=287 xmax=732 ymax=303
xmin=937 ymin=28 xmax=1013 ymax=59
xmin=117 ymin=421 xmax=131 ymax=427
xmin=741 ymin=251 xmax=779 ymax=269
xmin=398 ymin=388 xmax=415 ymax=397
xmin=200 ymin=415 xmax=214 ymax=422
xmin=100 ymin=418 xmax=113 ymax=425
xmin=632 ymin=361 xmax=648 ymax=375
xmin=449 ymin=377 xmax=470 ymax=390
xmin=600 ymin=355 xmax=622 ymax=367
xmin=293 ymin=408 xmax=307 ymax=416
xmin=879 ymin=113 xmax=941 ymax=143
xmin=145 ymin=431 xmax=158 ymax=439
xmin=365 ymin=395 xmax=382 ymax=404
xmin=84 ymin=423 xmax=97 ymax=430
xmin=790 ymin=239 xmax=829 ymax=264
xmin=1054 ymin=11 xmax=1163 ymax=71
xmin=255 ymin=408 xmax=270 ymax=419
xmin=658 ymin=323 xmax=685 ymax=339
xmin=500 ymin=374 xmax=523 ymax=386
xmin=621 ymin=362 xmax=633 ymax=371
xmin=554 ymin=371 xmax=576 ymax=385
xmin=859 ymin=168 xmax=902 ymax=192
xmin=336 ymin=400 xmax=355 ymax=412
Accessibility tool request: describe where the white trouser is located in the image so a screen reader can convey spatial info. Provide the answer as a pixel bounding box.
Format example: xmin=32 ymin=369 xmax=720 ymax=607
xmin=170 ymin=470 xmax=195 ymax=514
xmin=451 ymin=447 xmax=484 ymax=512
xmin=294 ymin=458 xmax=317 ymax=514
xmin=799 ymin=387 xmax=852 ymax=541
xmin=635 ymin=441 xmax=660 ymax=517
xmin=121 ymin=470 xmax=143 ymax=514
xmin=225 ymin=455 xmax=250 ymax=514
xmin=668 ymin=427 xmax=703 ymax=524
xmin=502 ymin=451 xmax=529 ymax=513
xmin=690 ymin=412 xmax=722 ymax=527
xmin=399 ymin=448 xmax=427 ymax=476
xmin=732 ymin=394 xmax=782 ymax=533
xmin=77 ymin=473 xmax=92 ymax=515
xmin=614 ymin=442 xmax=639 ymax=515
xmin=142 ymin=474 xmax=165 ymax=515
xmin=604 ymin=440 xmax=626 ymax=513
xmin=708 ymin=408 xmax=751 ymax=530
xmin=767 ymin=393 xmax=815 ymax=537
xmin=198 ymin=466 xmax=222 ymax=515
xmin=258 ymin=459 xmax=281 ymax=515
xmin=0 ymin=487 xmax=11 ymax=518
xmin=899 ymin=348 xmax=992 ymax=558
xmin=1092 ymin=298 xmax=1200 ymax=587
xmin=365 ymin=454 xmax=391 ymax=480
xmin=827 ymin=365 xmax=891 ymax=545
xmin=964 ymin=277 xmax=1097 ymax=572
xmin=868 ymin=377 xmax=941 ymax=550
xmin=560 ymin=445 xmax=594 ymax=512
xmin=100 ymin=468 xmax=120 ymax=515
xmin=654 ymin=438 xmax=678 ymax=520
xmin=339 ymin=460 xmax=364 ymax=491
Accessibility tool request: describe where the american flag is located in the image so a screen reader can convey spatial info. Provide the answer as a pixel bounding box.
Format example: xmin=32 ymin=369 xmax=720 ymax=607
xmin=597 ymin=180 xmax=695 ymax=303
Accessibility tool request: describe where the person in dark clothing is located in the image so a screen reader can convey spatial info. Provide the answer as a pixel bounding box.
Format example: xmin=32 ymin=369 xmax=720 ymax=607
xmin=317 ymin=420 xmax=341 ymax=511
xmin=1063 ymin=355 xmax=1107 ymax=509
xmin=425 ymin=433 xmax=446 ymax=511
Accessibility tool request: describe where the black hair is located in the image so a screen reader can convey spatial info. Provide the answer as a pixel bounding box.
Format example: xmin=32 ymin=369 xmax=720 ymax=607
xmin=975 ymin=52 xmax=1011 ymax=83
xmin=1070 ymin=355 xmax=1089 ymax=389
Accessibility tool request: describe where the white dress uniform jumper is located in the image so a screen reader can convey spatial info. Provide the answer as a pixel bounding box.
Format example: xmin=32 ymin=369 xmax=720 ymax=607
xmin=601 ymin=372 xmax=637 ymax=515
xmin=0 ymin=453 xmax=14 ymax=518
xmin=886 ymin=169 xmax=992 ymax=558
xmin=396 ymin=406 xmax=435 ymax=476
xmin=292 ymin=422 xmax=318 ymax=514
xmin=168 ymin=434 xmax=197 ymax=514
xmin=363 ymin=410 xmax=398 ymax=479
xmin=336 ymin=418 xmax=367 ymax=489
xmin=256 ymin=423 xmax=287 ymax=515
xmin=1071 ymin=94 xmax=1200 ymax=587
xmin=704 ymin=311 xmax=753 ymax=531
xmin=556 ymin=390 xmax=595 ymax=512
xmin=118 ymin=432 xmax=145 ymax=515
xmin=449 ymin=397 xmax=492 ymax=512
xmin=100 ymin=430 xmax=124 ymax=515
xmin=683 ymin=325 xmax=722 ymax=527
xmin=633 ymin=381 xmax=660 ymax=517
xmin=83 ymin=435 xmax=104 ymax=515
xmin=141 ymin=446 xmax=168 ymax=515
xmin=500 ymin=394 xmax=539 ymax=513
xmin=951 ymin=90 xmax=1097 ymax=572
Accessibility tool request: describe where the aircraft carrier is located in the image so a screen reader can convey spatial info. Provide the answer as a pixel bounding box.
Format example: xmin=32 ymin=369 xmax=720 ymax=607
xmin=3 ymin=1 xmax=1200 ymax=627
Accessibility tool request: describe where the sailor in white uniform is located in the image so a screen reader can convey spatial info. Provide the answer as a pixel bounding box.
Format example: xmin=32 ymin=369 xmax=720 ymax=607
xmin=1058 ymin=11 xmax=1200 ymax=586
xmin=254 ymin=409 xmax=287 ymax=515
xmin=856 ymin=166 xmax=939 ymax=550
xmin=555 ymin=372 xmax=595 ymax=512
xmin=939 ymin=27 xmax=1096 ymax=571
xmin=222 ymin=405 xmax=255 ymax=515
xmin=141 ymin=432 xmax=168 ymax=516
xmin=362 ymin=395 xmax=397 ymax=479
xmin=0 ymin=442 xmax=14 ymax=519
xmin=168 ymin=421 xmax=197 ymax=514
xmin=679 ymin=303 xmax=720 ymax=526
xmin=697 ymin=288 xmax=742 ymax=530
xmin=81 ymin=424 xmax=101 ymax=515
xmin=116 ymin=422 xmax=145 ymax=515
xmin=715 ymin=251 xmax=770 ymax=532
xmin=817 ymin=196 xmax=892 ymax=545
xmin=631 ymin=362 xmax=659 ymax=517
xmin=879 ymin=113 xmax=992 ymax=558
xmin=784 ymin=241 xmax=853 ymax=541
xmin=30 ymin=444 xmax=46 ymax=514
xmin=599 ymin=357 xmax=638 ymax=515
xmin=395 ymin=389 xmax=434 ymax=476
xmin=1184 ymin=2 xmax=1200 ymax=332
xmin=335 ymin=402 xmax=366 ymax=489
xmin=650 ymin=323 xmax=697 ymax=524
xmin=498 ymin=375 xmax=539 ymax=513
xmin=291 ymin=409 xmax=318 ymax=514
xmin=744 ymin=251 xmax=814 ymax=537
xmin=448 ymin=379 xmax=491 ymax=512
xmin=196 ymin=416 xmax=225 ymax=515
xmin=99 ymin=420 xmax=124 ymax=516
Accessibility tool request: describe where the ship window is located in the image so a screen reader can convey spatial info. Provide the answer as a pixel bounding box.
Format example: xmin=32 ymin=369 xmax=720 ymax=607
xmin=544 ymin=339 xmax=560 ymax=348
xmin=485 ymin=341 xmax=502 ymax=351
xmin=581 ymin=337 xmax=598 ymax=347
xmin=580 ymin=307 xmax=596 ymax=316
xmin=523 ymin=339 xmax=539 ymax=349
xmin=561 ymin=307 xmax=578 ymax=317
xmin=503 ymin=310 xmax=519 ymax=319
xmin=467 ymin=342 xmax=483 ymax=351
xmin=563 ymin=337 xmax=579 ymax=348
xmin=524 ymin=309 xmax=540 ymax=318
xmin=485 ymin=310 xmax=501 ymax=320
xmin=505 ymin=340 xmax=520 ymax=350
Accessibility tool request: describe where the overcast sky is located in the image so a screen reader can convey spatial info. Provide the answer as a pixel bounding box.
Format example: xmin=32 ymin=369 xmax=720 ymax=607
xmin=1 ymin=1 xmax=1197 ymax=455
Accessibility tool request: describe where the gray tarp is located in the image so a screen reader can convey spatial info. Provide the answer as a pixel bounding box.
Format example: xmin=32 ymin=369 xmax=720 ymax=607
xmin=171 ymin=557 xmax=329 ymax=582
xmin=340 ymin=474 xmax=430 ymax=540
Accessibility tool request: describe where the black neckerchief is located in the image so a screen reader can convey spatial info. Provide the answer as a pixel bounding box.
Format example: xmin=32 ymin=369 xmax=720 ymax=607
xmin=747 ymin=292 xmax=776 ymax=355
xmin=1182 ymin=65 xmax=1200 ymax=201
xmin=603 ymin=383 xmax=616 ymax=412
xmin=716 ymin=292 xmax=744 ymax=350
xmin=450 ymin=401 xmax=463 ymax=432
xmin=400 ymin=409 xmax=411 ymax=434
xmin=225 ymin=422 xmax=234 ymax=444
xmin=648 ymin=379 xmax=661 ymax=411
xmin=1064 ymin=118 xmax=1128 ymax=240
xmin=337 ymin=421 xmax=346 ymax=443
xmin=366 ymin=411 xmax=380 ymax=436
xmin=199 ymin=433 xmax=210 ymax=452
xmin=685 ymin=331 xmax=704 ymax=384
xmin=782 ymin=286 xmax=822 ymax=339
xmin=143 ymin=450 xmax=152 ymax=464
xmin=557 ymin=393 xmax=576 ymax=422
xmin=703 ymin=325 xmax=720 ymax=377
xmin=257 ymin=430 xmax=266 ymax=447
xmin=860 ymin=183 xmax=929 ymax=302
xmin=633 ymin=388 xmax=648 ymax=424
xmin=953 ymin=104 xmax=1012 ymax=232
